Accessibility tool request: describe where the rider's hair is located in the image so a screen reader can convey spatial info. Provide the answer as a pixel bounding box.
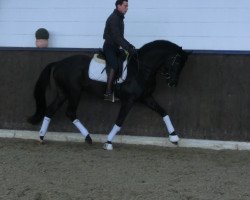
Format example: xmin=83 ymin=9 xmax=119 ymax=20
xmin=115 ymin=0 xmax=128 ymax=7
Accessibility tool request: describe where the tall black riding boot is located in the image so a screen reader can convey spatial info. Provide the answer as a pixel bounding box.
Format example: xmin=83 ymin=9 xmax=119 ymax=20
xmin=104 ymin=69 xmax=118 ymax=102
xmin=106 ymin=69 xmax=115 ymax=94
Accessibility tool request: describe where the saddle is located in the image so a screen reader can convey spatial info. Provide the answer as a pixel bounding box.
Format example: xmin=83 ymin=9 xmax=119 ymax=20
xmin=96 ymin=49 xmax=127 ymax=77
xmin=88 ymin=49 xmax=128 ymax=83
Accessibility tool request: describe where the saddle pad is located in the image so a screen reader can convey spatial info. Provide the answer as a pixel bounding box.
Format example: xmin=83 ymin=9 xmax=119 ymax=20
xmin=88 ymin=54 xmax=127 ymax=83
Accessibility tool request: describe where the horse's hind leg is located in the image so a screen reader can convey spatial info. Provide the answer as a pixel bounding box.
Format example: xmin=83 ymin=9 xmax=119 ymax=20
xmin=65 ymin=90 xmax=92 ymax=145
xmin=141 ymin=96 xmax=179 ymax=143
xmin=39 ymin=89 xmax=66 ymax=141
xmin=103 ymin=100 xmax=134 ymax=150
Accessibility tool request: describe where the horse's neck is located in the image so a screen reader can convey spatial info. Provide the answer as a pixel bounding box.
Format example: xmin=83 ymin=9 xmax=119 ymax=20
xmin=126 ymin=50 xmax=166 ymax=82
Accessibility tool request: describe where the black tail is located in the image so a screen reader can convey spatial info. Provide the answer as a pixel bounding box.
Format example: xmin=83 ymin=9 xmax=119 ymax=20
xmin=27 ymin=62 xmax=55 ymax=125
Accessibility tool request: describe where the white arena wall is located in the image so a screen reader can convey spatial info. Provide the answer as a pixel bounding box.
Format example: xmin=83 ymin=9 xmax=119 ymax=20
xmin=0 ymin=0 xmax=250 ymax=50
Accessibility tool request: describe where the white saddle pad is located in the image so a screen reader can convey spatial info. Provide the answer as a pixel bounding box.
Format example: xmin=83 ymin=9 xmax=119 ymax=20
xmin=88 ymin=54 xmax=127 ymax=83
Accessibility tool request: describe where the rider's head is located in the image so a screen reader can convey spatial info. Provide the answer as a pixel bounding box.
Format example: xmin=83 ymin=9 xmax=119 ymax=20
xmin=115 ymin=0 xmax=128 ymax=14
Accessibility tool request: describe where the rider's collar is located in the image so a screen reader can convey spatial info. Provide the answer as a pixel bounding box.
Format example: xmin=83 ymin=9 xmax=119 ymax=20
xmin=114 ymin=9 xmax=125 ymax=19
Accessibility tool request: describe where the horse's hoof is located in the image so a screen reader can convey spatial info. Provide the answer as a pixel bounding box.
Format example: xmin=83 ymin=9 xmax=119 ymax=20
xmin=85 ymin=135 xmax=92 ymax=145
xmin=38 ymin=139 xmax=45 ymax=145
xmin=38 ymin=136 xmax=45 ymax=144
xmin=169 ymin=132 xmax=179 ymax=143
xmin=39 ymin=140 xmax=45 ymax=145
xmin=40 ymin=136 xmax=44 ymax=140
xmin=172 ymin=142 xmax=178 ymax=145
xmin=103 ymin=142 xmax=113 ymax=150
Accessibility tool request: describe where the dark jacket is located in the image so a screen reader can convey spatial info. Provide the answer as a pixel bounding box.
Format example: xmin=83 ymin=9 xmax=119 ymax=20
xmin=103 ymin=9 xmax=132 ymax=51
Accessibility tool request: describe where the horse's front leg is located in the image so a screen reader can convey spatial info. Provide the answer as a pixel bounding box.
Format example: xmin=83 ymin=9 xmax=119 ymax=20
xmin=103 ymin=99 xmax=134 ymax=150
xmin=141 ymin=96 xmax=179 ymax=144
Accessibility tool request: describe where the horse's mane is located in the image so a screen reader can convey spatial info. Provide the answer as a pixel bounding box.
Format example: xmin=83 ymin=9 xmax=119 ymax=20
xmin=138 ymin=40 xmax=181 ymax=55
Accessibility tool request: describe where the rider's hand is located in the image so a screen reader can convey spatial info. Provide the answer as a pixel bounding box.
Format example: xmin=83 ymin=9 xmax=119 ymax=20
xmin=128 ymin=46 xmax=137 ymax=55
xmin=129 ymin=44 xmax=135 ymax=49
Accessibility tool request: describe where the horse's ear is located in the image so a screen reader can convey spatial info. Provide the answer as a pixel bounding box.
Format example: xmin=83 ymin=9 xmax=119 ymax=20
xmin=180 ymin=46 xmax=192 ymax=56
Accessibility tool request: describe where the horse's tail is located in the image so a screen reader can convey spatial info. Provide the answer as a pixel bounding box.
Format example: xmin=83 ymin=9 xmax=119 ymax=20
xmin=27 ymin=62 xmax=55 ymax=125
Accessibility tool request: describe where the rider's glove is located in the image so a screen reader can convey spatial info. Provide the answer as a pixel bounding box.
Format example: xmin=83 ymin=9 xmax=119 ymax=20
xmin=128 ymin=45 xmax=137 ymax=55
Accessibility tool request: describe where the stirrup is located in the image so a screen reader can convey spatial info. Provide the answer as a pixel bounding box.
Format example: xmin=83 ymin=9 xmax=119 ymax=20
xmin=103 ymin=141 xmax=113 ymax=150
xmin=104 ymin=93 xmax=119 ymax=102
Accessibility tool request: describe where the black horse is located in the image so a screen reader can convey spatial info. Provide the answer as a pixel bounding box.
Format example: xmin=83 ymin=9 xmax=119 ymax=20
xmin=28 ymin=40 xmax=188 ymax=150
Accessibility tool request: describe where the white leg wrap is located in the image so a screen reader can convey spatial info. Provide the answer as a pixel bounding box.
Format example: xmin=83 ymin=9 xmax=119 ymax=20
xmin=39 ymin=117 xmax=51 ymax=137
xmin=163 ymin=115 xmax=175 ymax=134
xmin=107 ymin=124 xmax=121 ymax=142
xmin=73 ymin=119 xmax=89 ymax=137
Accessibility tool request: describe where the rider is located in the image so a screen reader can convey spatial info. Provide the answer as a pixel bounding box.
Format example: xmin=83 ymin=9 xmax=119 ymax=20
xmin=103 ymin=0 xmax=136 ymax=102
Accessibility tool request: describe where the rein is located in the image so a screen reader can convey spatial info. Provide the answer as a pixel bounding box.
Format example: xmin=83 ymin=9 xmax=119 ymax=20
xmin=123 ymin=50 xmax=183 ymax=82
xmin=127 ymin=52 xmax=140 ymax=71
xmin=120 ymin=52 xmax=140 ymax=79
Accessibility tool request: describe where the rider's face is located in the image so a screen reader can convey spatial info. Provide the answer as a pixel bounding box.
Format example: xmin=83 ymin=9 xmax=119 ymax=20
xmin=117 ymin=1 xmax=128 ymax=14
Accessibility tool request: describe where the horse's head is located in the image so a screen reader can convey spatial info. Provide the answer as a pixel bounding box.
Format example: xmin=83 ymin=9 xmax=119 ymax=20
xmin=162 ymin=49 xmax=188 ymax=87
xmin=135 ymin=40 xmax=189 ymax=87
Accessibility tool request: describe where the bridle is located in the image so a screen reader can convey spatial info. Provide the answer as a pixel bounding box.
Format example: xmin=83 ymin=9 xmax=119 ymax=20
xmin=161 ymin=52 xmax=182 ymax=80
xmin=124 ymin=51 xmax=183 ymax=81
xmin=171 ymin=53 xmax=182 ymax=66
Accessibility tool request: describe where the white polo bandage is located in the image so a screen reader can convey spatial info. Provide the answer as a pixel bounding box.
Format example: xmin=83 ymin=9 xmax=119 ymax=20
xmin=107 ymin=124 xmax=121 ymax=142
xmin=39 ymin=116 xmax=51 ymax=137
xmin=163 ymin=115 xmax=175 ymax=134
xmin=73 ymin=119 xmax=89 ymax=137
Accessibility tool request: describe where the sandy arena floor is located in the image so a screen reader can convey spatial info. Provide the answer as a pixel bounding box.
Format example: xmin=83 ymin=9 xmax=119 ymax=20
xmin=0 ymin=138 xmax=250 ymax=200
